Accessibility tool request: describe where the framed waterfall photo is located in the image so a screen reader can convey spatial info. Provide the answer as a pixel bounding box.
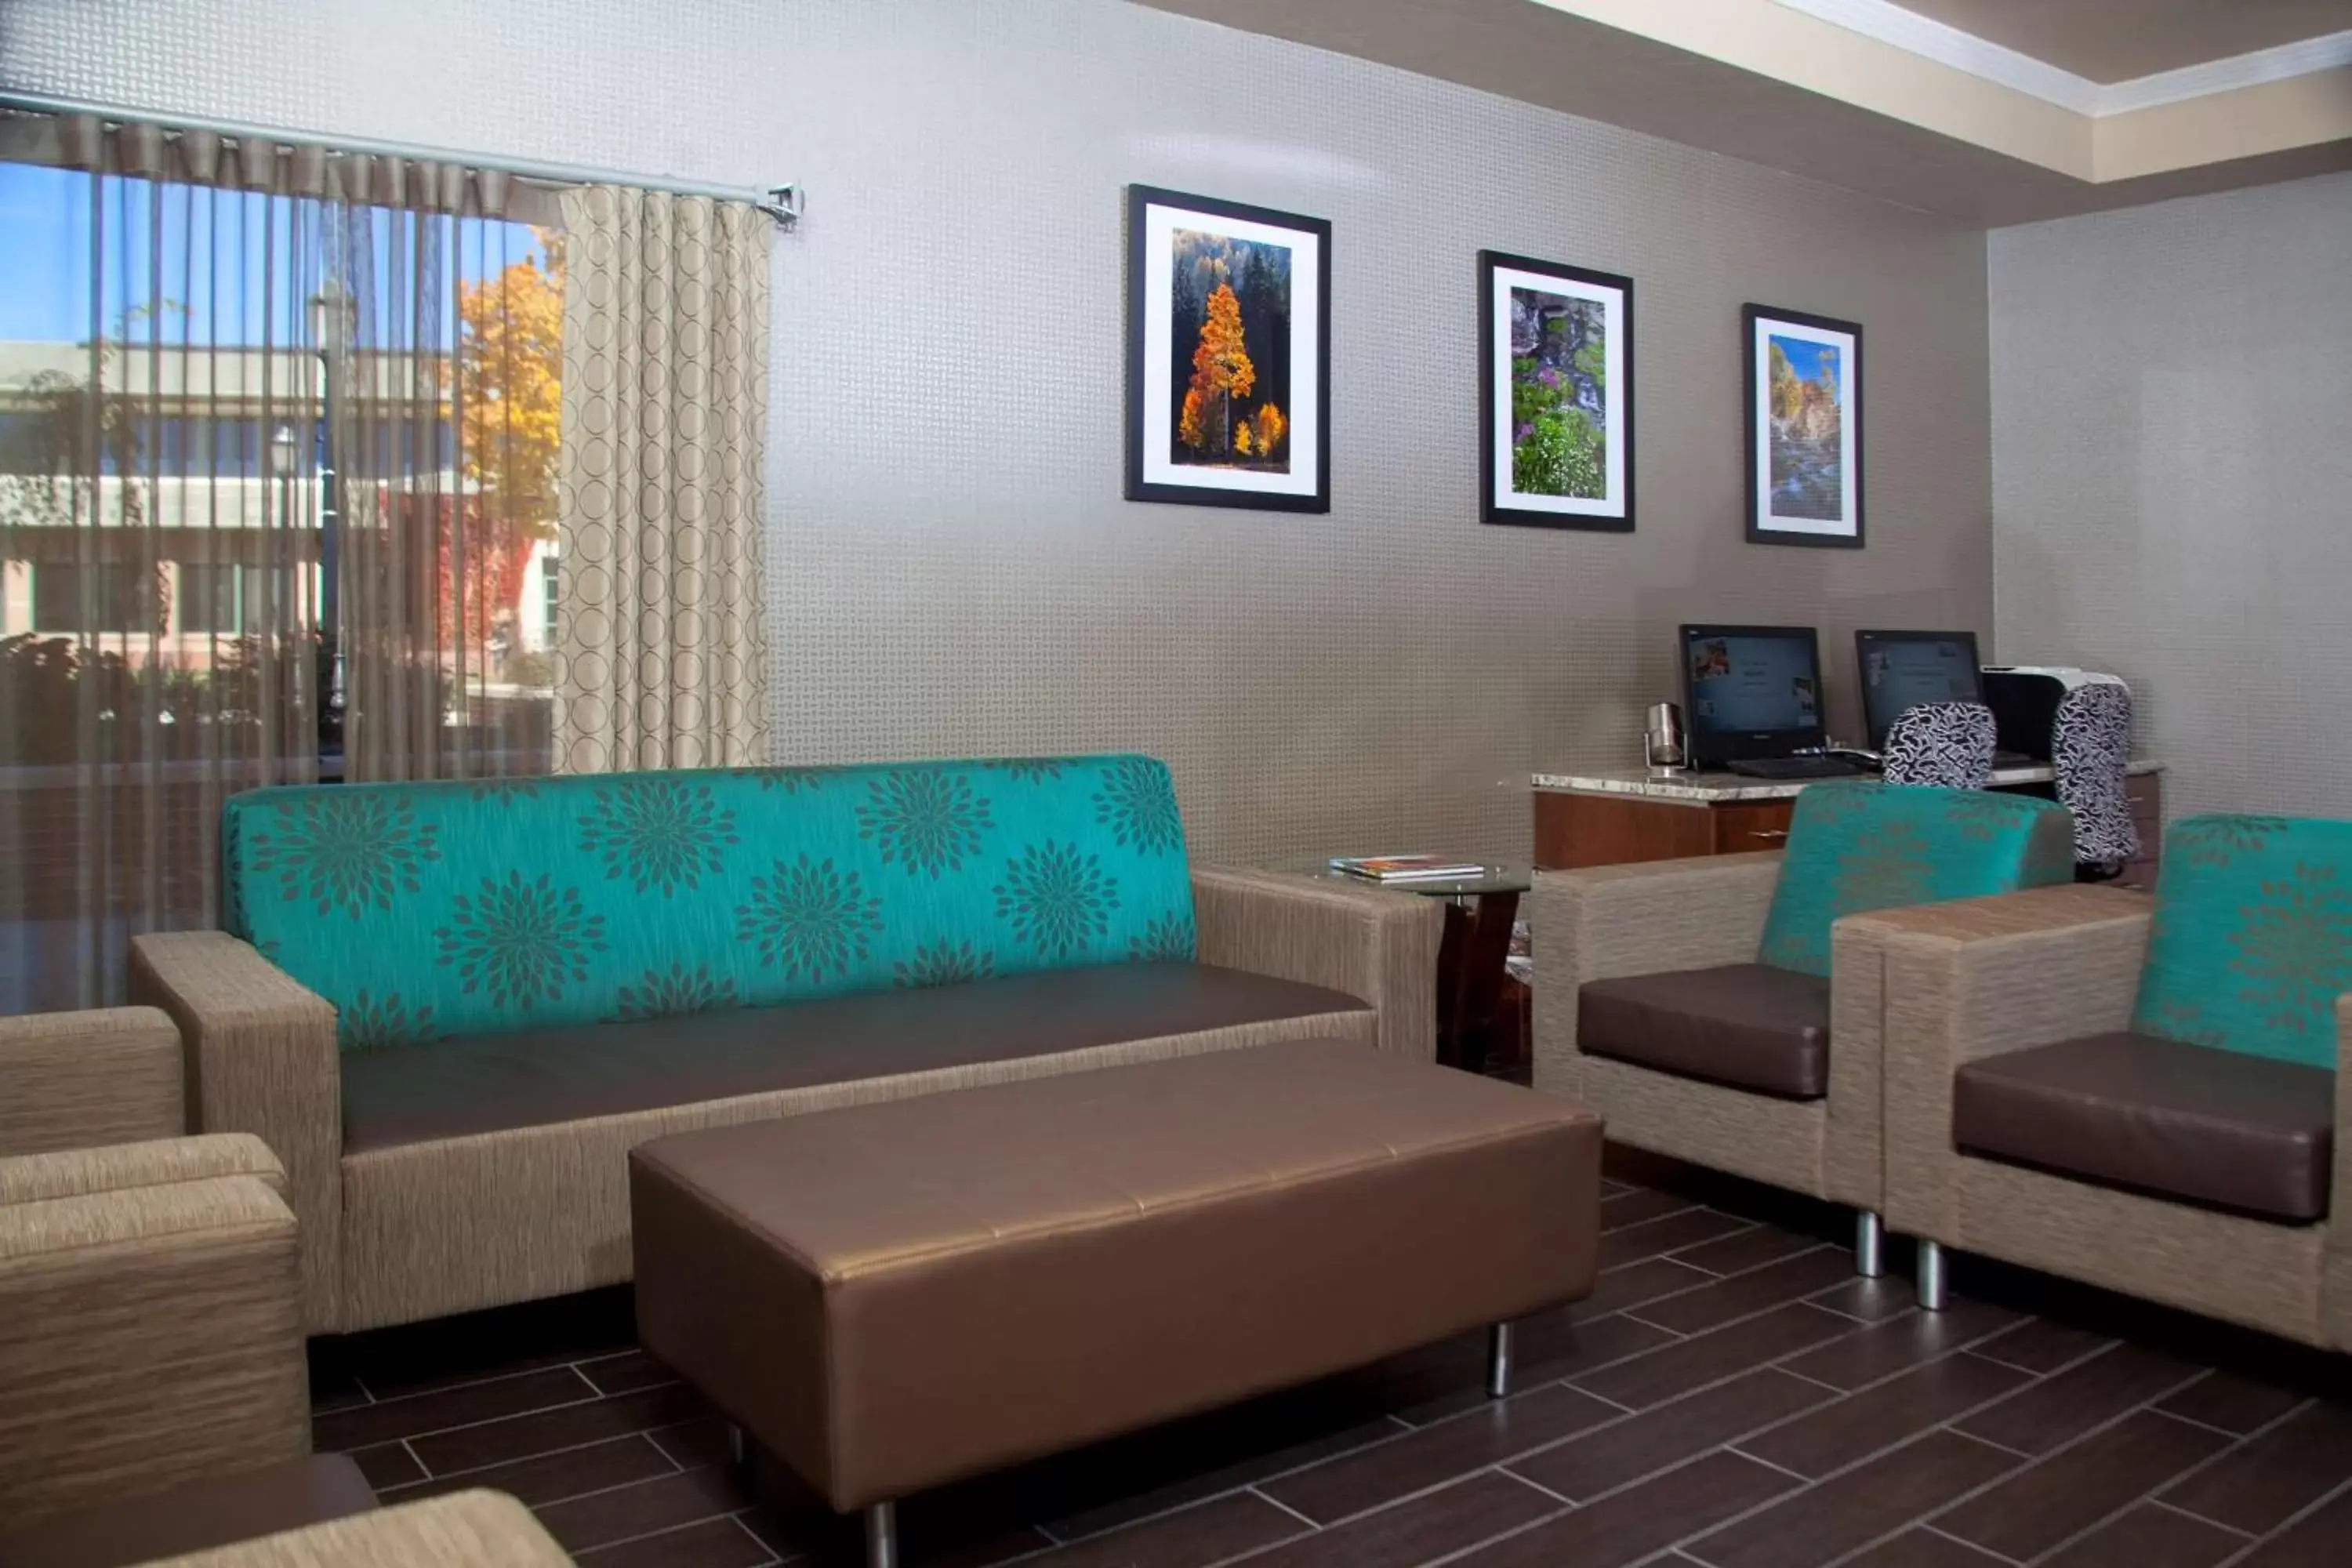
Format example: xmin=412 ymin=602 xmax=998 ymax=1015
xmin=1124 ymin=185 xmax=1331 ymax=512
xmin=1480 ymin=251 xmax=1634 ymax=530
xmin=1744 ymin=304 xmax=1864 ymax=547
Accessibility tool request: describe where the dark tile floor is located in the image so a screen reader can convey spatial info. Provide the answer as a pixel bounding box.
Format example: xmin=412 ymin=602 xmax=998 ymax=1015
xmin=310 ymin=1149 xmax=2352 ymax=1567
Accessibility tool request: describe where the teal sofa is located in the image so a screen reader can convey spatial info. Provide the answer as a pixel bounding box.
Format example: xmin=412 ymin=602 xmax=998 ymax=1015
xmin=129 ymin=757 xmax=1441 ymax=1332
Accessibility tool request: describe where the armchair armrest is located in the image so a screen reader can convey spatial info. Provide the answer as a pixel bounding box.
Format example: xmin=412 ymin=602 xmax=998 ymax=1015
xmin=0 ymin=1006 xmax=183 ymax=1158
xmin=0 ymin=1172 xmax=307 ymax=1525
xmin=1849 ymin=884 xmax=2151 ymax=1239
xmin=1191 ymin=866 xmax=1443 ymax=1058
xmin=1528 ymin=853 xmax=1782 ymax=1063
xmin=147 ymin=1491 xmax=575 ymax=1567
xmin=1 ymin=1133 xmax=284 ymax=1207
xmin=130 ymin=931 xmax=342 ymax=1331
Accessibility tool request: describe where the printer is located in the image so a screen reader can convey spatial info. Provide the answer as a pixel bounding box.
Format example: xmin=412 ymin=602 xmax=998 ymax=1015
xmin=1979 ymin=666 xmax=2128 ymax=762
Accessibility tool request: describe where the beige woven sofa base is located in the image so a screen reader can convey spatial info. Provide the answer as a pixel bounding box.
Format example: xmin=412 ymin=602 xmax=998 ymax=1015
xmin=140 ymin=1490 xmax=573 ymax=1568
xmin=339 ymin=1011 xmax=1371 ymax=1328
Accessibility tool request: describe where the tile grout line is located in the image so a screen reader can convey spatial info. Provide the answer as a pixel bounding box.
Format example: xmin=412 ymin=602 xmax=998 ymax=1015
xmin=2144 ymin=1494 xmax=2256 ymax=1539
xmin=1850 ymin=1359 xmax=2223 ymax=1564
xmin=2010 ymin=1393 xmax=2317 ymax=1560
xmin=321 ymin=1358 xmax=607 ymax=1419
xmin=390 ymin=1418 xmax=698 ymax=1494
xmin=565 ymin=1508 xmax=764 ymax=1563
xmin=1247 ymin=1484 xmax=1325 ymax=1532
xmin=1922 ymin=1519 xmax=2023 ymax=1563
xmin=2215 ymin=1468 xmax=2352 ymax=1567
xmin=720 ymin=1511 xmax=786 ymax=1567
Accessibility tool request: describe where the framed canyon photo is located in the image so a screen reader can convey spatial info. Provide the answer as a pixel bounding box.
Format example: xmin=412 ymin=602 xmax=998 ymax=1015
xmin=1479 ymin=251 xmax=1634 ymax=531
xmin=1744 ymin=303 xmax=1864 ymax=547
xmin=1125 ymin=185 xmax=1330 ymax=512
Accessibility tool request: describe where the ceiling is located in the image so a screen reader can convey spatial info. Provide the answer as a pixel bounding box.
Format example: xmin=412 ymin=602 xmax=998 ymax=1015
xmin=1139 ymin=0 xmax=2352 ymax=223
xmin=1893 ymin=0 xmax=2352 ymax=85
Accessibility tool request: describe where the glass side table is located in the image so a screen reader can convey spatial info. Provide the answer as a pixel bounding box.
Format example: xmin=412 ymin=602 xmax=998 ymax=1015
xmin=1281 ymin=858 xmax=1533 ymax=1074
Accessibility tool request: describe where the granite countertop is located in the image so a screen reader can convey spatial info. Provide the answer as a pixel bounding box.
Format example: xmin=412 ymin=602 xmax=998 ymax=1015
xmin=1531 ymin=759 xmax=2161 ymax=804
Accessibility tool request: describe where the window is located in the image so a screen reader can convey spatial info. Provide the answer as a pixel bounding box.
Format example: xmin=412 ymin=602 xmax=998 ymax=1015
xmin=543 ymin=554 xmax=561 ymax=638
xmin=31 ymin=561 xmax=144 ymax=633
xmin=177 ymin=562 xmax=270 ymax=633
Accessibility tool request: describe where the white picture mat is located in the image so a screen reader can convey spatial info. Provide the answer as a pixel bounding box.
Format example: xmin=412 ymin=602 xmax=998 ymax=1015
xmin=1490 ymin=266 xmax=1627 ymax=517
xmin=1751 ymin=314 xmax=1859 ymax=536
xmin=1138 ymin=201 xmax=1321 ymax=496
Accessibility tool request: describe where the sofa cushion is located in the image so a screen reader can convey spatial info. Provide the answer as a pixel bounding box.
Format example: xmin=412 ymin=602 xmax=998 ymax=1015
xmin=0 ymin=1454 xmax=373 ymax=1568
xmin=2130 ymin=815 xmax=2352 ymax=1070
xmin=223 ymin=757 xmax=1198 ymax=1050
xmin=1955 ymin=1031 xmax=2334 ymax=1222
xmin=1578 ymin=964 xmax=1831 ymax=1099
xmin=342 ymin=962 xmax=1369 ymax=1152
xmin=1757 ymin=782 xmax=2074 ymax=977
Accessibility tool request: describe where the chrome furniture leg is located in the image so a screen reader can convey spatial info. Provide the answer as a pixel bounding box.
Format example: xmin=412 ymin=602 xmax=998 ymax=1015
xmin=867 ymin=1500 xmax=899 ymax=1568
xmin=1917 ymin=1240 xmax=1950 ymax=1310
xmin=1486 ymin=1322 xmax=1515 ymax=1399
xmin=1855 ymin=1210 xmax=1886 ymax=1279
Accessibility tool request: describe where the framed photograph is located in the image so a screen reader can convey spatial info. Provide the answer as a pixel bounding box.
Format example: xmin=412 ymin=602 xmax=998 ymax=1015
xmin=1125 ymin=185 xmax=1330 ymax=512
xmin=1744 ymin=304 xmax=1863 ymax=547
xmin=1479 ymin=251 xmax=1634 ymax=530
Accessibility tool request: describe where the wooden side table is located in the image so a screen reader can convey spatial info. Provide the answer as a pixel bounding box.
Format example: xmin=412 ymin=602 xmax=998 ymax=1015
xmin=1285 ymin=861 xmax=1531 ymax=1073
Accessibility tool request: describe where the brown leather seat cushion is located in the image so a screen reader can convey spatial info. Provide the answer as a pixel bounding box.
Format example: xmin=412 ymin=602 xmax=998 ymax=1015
xmin=1577 ymin=964 xmax=1831 ymax=1099
xmin=631 ymin=1040 xmax=1602 ymax=1512
xmin=343 ymin=962 xmax=1370 ymax=1152
xmin=1955 ymin=1032 xmax=2335 ymax=1222
xmin=0 ymin=1455 xmax=374 ymax=1568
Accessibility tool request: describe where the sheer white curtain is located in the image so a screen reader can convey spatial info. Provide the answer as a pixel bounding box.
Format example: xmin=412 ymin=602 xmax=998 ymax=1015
xmin=0 ymin=111 xmax=562 ymax=1009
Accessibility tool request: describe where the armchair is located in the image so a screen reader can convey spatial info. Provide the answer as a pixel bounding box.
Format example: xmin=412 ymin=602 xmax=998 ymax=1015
xmin=1533 ymin=782 xmax=2074 ymax=1272
xmin=1865 ymin=815 xmax=2352 ymax=1346
xmin=0 ymin=1134 xmax=309 ymax=1525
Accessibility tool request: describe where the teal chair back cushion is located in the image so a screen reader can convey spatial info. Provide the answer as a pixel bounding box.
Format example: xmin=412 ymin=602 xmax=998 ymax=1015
xmin=1758 ymin=782 xmax=2076 ymax=977
xmin=2131 ymin=815 xmax=2352 ymax=1069
xmin=221 ymin=757 xmax=1196 ymax=1050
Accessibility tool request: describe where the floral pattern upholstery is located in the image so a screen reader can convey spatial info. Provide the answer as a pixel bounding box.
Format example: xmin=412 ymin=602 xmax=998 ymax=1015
xmin=2131 ymin=814 xmax=2352 ymax=1069
xmin=222 ymin=757 xmax=1197 ymax=1050
xmin=1756 ymin=781 xmax=2076 ymax=977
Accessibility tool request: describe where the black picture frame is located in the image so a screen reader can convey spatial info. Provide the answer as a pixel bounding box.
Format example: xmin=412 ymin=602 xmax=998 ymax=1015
xmin=1123 ymin=185 xmax=1332 ymax=513
xmin=1479 ymin=250 xmax=1635 ymax=532
xmin=1743 ymin=303 xmax=1864 ymax=548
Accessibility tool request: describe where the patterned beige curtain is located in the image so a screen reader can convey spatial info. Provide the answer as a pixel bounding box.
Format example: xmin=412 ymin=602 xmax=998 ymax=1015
xmin=555 ymin=186 xmax=772 ymax=773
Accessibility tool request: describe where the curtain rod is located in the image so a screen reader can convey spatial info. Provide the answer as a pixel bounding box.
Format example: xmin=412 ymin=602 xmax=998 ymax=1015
xmin=0 ymin=88 xmax=803 ymax=227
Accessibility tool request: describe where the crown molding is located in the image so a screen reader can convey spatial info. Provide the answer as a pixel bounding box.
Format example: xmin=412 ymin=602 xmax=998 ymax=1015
xmin=1775 ymin=0 xmax=2352 ymax=117
xmin=2098 ymin=30 xmax=2352 ymax=114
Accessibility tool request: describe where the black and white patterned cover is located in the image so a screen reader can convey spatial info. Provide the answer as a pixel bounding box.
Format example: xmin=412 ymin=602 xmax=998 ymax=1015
xmin=2053 ymin=681 xmax=2139 ymax=871
xmin=1881 ymin=701 xmax=1995 ymax=790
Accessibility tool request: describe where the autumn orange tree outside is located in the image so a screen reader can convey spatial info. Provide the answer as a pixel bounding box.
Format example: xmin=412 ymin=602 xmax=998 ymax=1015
xmin=452 ymin=233 xmax=564 ymax=538
xmin=433 ymin=232 xmax=563 ymax=664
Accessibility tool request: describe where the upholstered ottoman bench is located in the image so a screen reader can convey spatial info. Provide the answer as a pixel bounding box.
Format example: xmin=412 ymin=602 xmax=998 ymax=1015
xmin=630 ymin=1040 xmax=1603 ymax=1566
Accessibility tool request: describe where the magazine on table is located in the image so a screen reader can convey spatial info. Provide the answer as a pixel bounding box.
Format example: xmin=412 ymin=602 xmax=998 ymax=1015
xmin=1328 ymin=854 xmax=1485 ymax=883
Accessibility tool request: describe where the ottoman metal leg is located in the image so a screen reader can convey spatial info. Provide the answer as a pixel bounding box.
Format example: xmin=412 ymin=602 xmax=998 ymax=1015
xmin=1486 ymin=1322 xmax=1515 ymax=1399
xmin=1855 ymin=1210 xmax=1886 ymax=1279
xmin=867 ymin=1500 xmax=899 ymax=1568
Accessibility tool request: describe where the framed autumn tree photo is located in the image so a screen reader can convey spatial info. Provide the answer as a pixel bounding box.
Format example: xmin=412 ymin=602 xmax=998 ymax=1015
xmin=1124 ymin=186 xmax=1330 ymax=512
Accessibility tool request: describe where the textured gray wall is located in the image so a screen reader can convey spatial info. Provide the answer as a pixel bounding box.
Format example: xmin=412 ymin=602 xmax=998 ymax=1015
xmin=1990 ymin=173 xmax=2352 ymax=822
xmin=2 ymin=0 xmax=1993 ymax=864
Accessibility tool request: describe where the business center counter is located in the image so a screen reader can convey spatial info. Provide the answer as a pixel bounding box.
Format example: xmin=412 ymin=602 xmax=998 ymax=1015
xmin=1530 ymin=759 xmax=2165 ymax=804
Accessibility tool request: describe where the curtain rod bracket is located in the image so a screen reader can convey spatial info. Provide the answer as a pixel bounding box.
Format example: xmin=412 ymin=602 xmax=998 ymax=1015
xmin=760 ymin=184 xmax=804 ymax=228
